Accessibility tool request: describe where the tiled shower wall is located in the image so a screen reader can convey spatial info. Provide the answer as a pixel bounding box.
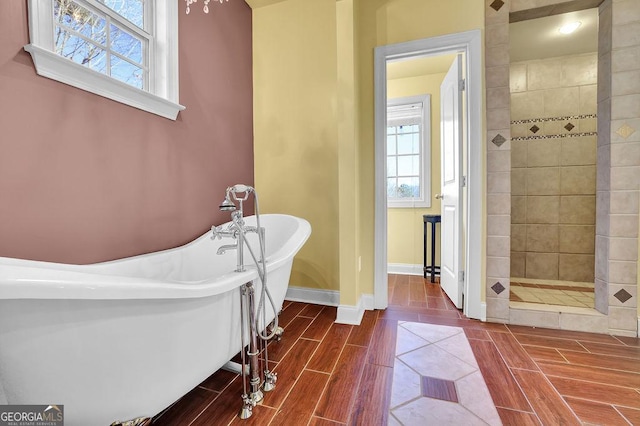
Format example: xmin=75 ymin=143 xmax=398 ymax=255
xmin=510 ymin=53 xmax=598 ymax=283
xmin=485 ymin=0 xmax=640 ymax=336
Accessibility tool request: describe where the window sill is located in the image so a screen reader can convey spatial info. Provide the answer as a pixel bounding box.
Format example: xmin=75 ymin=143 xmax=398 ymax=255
xmin=24 ymin=44 xmax=186 ymax=120
xmin=388 ymin=200 xmax=431 ymax=209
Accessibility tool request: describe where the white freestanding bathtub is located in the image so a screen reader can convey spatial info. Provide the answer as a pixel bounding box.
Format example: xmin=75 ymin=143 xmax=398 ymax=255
xmin=0 ymin=214 xmax=310 ymax=426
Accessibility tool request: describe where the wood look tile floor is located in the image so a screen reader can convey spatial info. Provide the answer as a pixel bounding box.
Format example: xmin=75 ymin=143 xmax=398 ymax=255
xmin=152 ymin=274 xmax=640 ymax=425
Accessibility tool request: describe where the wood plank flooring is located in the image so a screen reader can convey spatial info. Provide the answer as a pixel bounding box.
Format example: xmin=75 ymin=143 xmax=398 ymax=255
xmin=152 ymin=274 xmax=640 ymax=425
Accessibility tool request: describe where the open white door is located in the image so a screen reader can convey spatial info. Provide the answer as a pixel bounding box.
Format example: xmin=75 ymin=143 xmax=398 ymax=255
xmin=439 ymin=55 xmax=463 ymax=308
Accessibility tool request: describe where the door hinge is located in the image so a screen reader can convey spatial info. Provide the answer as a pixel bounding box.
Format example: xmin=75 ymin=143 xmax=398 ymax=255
xmin=460 ymin=78 xmax=466 ymax=91
xmin=461 ymin=176 xmax=467 ymax=187
xmin=459 ymin=270 xmax=465 ymax=282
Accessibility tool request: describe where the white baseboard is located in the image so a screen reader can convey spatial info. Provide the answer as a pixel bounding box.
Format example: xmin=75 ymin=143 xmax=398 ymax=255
xmin=388 ymin=263 xmax=423 ymax=276
xmin=285 ymin=286 xmax=339 ymax=306
xmin=335 ymin=293 xmax=375 ymax=325
xmin=361 ymin=293 xmax=375 ymax=310
xmin=480 ymin=302 xmax=487 ymax=322
xmin=336 ymin=303 xmax=364 ymax=325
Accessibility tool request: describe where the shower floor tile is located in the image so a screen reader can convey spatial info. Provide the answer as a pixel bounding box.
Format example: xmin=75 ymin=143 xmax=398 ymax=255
xmin=151 ymin=275 xmax=640 ymax=426
xmin=510 ymin=280 xmax=595 ymax=308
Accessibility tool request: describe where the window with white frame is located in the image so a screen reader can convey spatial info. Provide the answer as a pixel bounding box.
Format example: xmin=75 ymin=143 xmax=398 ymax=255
xmin=387 ymin=94 xmax=431 ymax=208
xmin=24 ymin=0 xmax=184 ymax=120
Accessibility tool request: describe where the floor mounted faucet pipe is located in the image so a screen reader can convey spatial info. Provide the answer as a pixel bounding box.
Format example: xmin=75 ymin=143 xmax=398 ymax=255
xmin=239 ymin=284 xmax=253 ymax=420
xmin=246 ymin=282 xmax=264 ymax=405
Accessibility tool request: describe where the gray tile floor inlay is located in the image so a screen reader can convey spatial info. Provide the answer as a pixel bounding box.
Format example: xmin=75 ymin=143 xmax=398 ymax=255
xmin=390 ymin=322 xmax=502 ymax=425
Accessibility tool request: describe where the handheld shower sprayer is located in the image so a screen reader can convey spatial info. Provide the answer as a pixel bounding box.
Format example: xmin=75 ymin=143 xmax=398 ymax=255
xmin=219 ymin=198 xmax=236 ymax=211
xmin=219 ymin=184 xmax=255 ymax=212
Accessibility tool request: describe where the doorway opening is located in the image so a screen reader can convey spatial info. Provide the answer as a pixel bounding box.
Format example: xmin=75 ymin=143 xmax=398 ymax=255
xmin=373 ymin=30 xmax=484 ymax=320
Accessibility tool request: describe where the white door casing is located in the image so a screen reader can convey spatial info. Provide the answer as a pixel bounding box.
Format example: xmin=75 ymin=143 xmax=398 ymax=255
xmin=373 ymin=30 xmax=483 ymax=321
xmin=439 ymin=55 xmax=463 ymax=308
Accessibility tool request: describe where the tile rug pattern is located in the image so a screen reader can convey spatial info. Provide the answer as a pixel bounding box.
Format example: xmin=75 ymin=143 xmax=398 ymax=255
xmin=389 ymin=322 xmax=501 ymax=425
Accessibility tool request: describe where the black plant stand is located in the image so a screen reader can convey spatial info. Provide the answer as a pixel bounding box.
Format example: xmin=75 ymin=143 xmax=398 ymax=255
xmin=423 ymin=214 xmax=441 ymax=283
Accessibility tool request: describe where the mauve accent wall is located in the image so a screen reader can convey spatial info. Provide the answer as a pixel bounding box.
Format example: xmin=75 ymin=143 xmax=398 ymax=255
xmin=0 ymin=1 xmax=253 ymax=263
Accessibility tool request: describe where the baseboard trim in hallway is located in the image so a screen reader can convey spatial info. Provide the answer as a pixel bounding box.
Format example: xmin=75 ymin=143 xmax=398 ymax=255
xmin=388 ymin=263 xmax=423 ymax=276
xmin=285 ymin=285 xmax=339 ymax=306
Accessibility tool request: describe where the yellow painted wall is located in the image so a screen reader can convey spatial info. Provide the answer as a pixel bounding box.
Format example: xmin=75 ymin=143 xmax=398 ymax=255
xmin=336 ymin=0 xmax=361 ymax=305
xmin=356 ymin=0 xmax=485 ymax=297
xmin=252 ymin=0 xmax=340 ymax=292
xmin=387 ymin=73 xmax=445 ymax=266
xmin=252 ymin=0 xmax=484 ymax=306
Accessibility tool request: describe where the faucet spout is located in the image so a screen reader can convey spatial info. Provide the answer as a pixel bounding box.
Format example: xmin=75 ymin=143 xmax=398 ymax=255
xmin=217 ymin=243 xmax=238 ymax=255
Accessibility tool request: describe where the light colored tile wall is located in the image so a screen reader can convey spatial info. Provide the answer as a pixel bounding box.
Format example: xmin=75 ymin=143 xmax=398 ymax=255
xmin=596 ymin=0 xmax=612 ymax=302
xmin=509 ymin=306 xmax=560 ymax=328
xmin=559 ymin=311 xmax=608 ymax=333
xmin=527 ymin=224 xmax=559 ymax=252
xmin=561 ymin=137 xmax=596 ymax=166
xmin=559 ymin=254 xmax=595 ymax=282
xmin=486 ymin=0 xmax=512 ymax=323
xmin=595 ymin=0 xmax=639 ymax=333
xmin=559 ymin=225 xmax=596 ymax=254
xmin=511 ymin=53 xmax=598 ymax=282
xmin=526 ymin=252 xmax=559 ymax=279
xmin=486 ymin=0 xmax=640 ymax=336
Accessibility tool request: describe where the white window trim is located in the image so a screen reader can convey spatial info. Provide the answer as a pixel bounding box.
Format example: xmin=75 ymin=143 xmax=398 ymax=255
xmin=387 ymin=94 xmax=431 ymax=209
xmin=24 ymin=0 xmax=185 ymax=120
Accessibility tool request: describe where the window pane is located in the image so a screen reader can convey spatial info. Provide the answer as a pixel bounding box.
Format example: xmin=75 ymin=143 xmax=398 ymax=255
xmin=387 ymin=135 xmax=396 ymax=155
xmin=397 ymin=177 xmax=420 ymax=198
xmin=111 ymin=56 xmax=144 ymax=89
xmin=387 ymin=157 xmax=397 ymax=177
xmin=398 ymin=133 xmax=418 ymax=155
xmin=54 ymin=28 xmax=107 ymax=73
xmin=98 ymin=0 xmax=144 ymax=28
xmin=412 ymin=132 xmax=421 ymax=154
xmin=387 ymin=178 xmax=398 ymax=198
xmin=397 ymin=155 xmax=419 ymax=176
xmin=110 ymin=24 xmax=143 ymax=64
xmin=54 ymin=0 xmax=106 ymax=45
xmin=399 ymin=124 xmax=418 ymax=134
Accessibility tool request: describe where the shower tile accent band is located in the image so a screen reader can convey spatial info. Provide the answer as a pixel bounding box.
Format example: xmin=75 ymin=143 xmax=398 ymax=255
xmin=512 ymin=132 xmax=598 ymax=141
xmin=511 ymin=114 xmax=597 ymax=125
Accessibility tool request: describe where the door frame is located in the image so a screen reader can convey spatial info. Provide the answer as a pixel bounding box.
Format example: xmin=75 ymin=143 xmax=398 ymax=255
xmin=373 ymin=29 xmax=484 ymax=320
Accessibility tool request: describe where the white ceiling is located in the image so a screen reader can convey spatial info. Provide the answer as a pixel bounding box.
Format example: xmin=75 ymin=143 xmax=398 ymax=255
xmin=386 ymin=7 xmax=599 ymax=80
xmin=509 ymin=8 xmax=598 ymax=62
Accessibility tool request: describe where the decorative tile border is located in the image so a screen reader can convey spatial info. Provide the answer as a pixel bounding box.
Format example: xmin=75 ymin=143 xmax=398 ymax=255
xmin=511 ymin=114 xmax=597 ymax=125
xmin=511 ymin=113 xmax=597 ymax=141
xmin=512 ymin=132 xmax=598 ymax=141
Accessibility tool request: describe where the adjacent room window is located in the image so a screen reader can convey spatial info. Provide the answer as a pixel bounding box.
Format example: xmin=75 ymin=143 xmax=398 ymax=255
xmin=387 ymin=94 xmax=431 ymax=208
xmin=24 ymin=0 xmax=184 ymax=120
